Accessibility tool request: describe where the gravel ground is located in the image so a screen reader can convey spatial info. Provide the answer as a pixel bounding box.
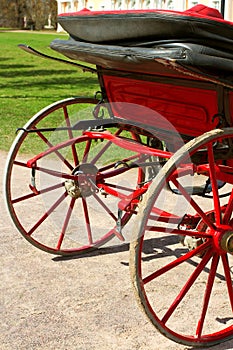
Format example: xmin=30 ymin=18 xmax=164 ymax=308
xmin=1 ymin=150 xmax=233 ymax=350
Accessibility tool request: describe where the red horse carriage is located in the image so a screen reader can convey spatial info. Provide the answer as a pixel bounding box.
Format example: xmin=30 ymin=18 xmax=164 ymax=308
xmin=4 ymin=3 xmax=233 ymax=347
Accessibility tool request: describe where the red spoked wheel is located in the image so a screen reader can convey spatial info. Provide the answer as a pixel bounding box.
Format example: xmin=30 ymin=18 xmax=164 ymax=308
xmin=130 ymin=128 xmax=233 ymax=347
xmin=4 ymin=97 xmax=154 ymax=256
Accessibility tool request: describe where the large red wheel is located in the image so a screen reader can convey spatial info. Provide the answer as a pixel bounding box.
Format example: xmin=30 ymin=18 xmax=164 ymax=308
xmin=130 ymin=128 xmax=233 ymax=347
xmin=4 ymin=97 xmax=151 ymax=256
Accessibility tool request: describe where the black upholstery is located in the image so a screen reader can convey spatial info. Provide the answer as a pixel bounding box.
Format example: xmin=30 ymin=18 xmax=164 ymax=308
xmin=50 ymin=39 xmax=233 ymax=79
xmin=58 ymin=11 xmax=233 ymax=54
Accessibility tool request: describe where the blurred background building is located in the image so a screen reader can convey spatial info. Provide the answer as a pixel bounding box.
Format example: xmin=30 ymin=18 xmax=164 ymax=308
xmin=56 ymin=0 xmax=233 ymax=32
xmin=56 ymin=0 xmax=232 ymax=20
xmin=0 ymin=0 xmax=232 ymax=31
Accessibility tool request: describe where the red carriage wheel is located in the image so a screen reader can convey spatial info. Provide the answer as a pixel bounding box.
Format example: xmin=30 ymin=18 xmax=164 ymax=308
xmin=4 ymin=97 xmax=150 ymax=256
xmin=130 ymin=128 xmax=233 ymax=347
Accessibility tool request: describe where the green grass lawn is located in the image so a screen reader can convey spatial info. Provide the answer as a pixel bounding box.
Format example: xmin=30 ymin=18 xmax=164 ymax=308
xmin=0 ymin=31 xmax=99 ymax=151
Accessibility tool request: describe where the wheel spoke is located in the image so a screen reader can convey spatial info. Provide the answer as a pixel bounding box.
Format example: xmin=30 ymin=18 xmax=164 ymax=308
xmin=27 ymin=191 xmax=68 ymax=236
xmin=34 ymin=127 xmax=74 ymax=171
xmin=196 ymin=253 xmax=219 ymax=338
xmin=93 ymin=193 xmax=117 ymax=221
xmin=90 ymin=128 xmax=123 ymax=165
xmin=33 ymin=165 xmax=75 ymax=180
xmin=161 ymin=249 xmax=213 ymax=325
xmin=143 ymin=240 xmax=211 ymax=284
xmin=223 ymin=189 xmax=233 ymax=224
xmin=172 ymin=177 xmax=216 ymax=230
xmin=207 ymin=143 xmax=221 ymax=225
xmin=63 ymin=105 xmax=79 ymax=166
xmin=12 ymin=182 xmax=64 ymax=204
xmin=81 ymin=198 xmax=93 ymax=245
xmin=57 ymin=197 xmax=76 ymax=250
xmin=82 ymin=139 xmax=92 ymax=162
xmin=98 ymin=153 xmax=143 ymax=173
xmin=145 ymin=224 xmax=212 ymax=239
xmin=221 ymin=254 xmax=233 ymax=311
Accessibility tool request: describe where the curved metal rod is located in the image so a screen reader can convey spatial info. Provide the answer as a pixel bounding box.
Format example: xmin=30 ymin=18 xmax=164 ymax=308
xmin=18 ymin=44 xmax=97 ymax=73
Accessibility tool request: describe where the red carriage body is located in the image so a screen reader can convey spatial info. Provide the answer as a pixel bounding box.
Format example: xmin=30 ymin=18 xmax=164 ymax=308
xmin=51 ymin=5 xmax=233 ymax=139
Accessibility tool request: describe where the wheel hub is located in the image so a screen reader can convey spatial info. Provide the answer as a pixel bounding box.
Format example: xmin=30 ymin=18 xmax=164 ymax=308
xmin=220 ymin=230 xmax=233 ymax=254
xmin=65 ymin=163 xmax=99 ymax=198
xmin=210 ymin=225 xmax=233 ymax=255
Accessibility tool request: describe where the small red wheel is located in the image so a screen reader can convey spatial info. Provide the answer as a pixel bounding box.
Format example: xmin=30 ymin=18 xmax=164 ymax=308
xmin=4 ymin=98 xmax=150 ymax=256
xmin=130 ymin=128 xmax=233 ymax=347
